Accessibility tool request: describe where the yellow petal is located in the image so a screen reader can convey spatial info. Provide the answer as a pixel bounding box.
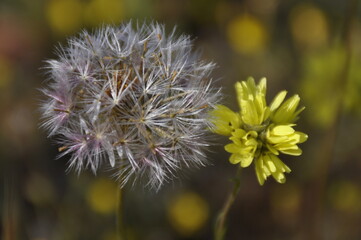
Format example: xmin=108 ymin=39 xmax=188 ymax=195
xmin=225 ymin=143 xmax=239 ymax=153
xmin=266 ymin=157 xmax=277 ymax=172
xmin=266 ymin=143 xmax=279 ymax=155
xmin=285 ymin=95 xmax=301 ymax=111
xmin=261 ymin=160 xmax=271 ymax=176
xmin=291 ymin=106 xmax=305 ymax=121
xmin=280 ymin=148 xmax=302 ymax=156
xmin=272 ymin=125 xmax=295 ymax=136
xmin=276 ymin=144 xmax=298 ymax=151
xmin=272 ymin=171 xmax=286 ymax=184
xmin=243 ymin=130 xmax=258 ymax=141
xmin=229 ymin=154 xmax=242 ymax=164
xmin=270 ymin=91 xmax=287 ymax=112
xmin=258 ymin=77 xmax=267 ymax=95
xmin=266 ymin=129 xmax=289 ymax=143
xmin=210 ymin=105 xmax=241 ymax=136
xmin=295 ymin=132 xmax=308 ymax=143
xmin=229 ymin=136 xmax=242 ymax=146
xmin=235 ymin=82 xmax=243 ymax=109
xmin=272 ymin=94 xmax=301 ymax=124
xmin=238 ymin=146 xmax=255 ymax=155
xmin=270 ymin=154 xmax=291 ymax=173
xmin=232 ymin=128 xmax=246 ymax=138
xmin=240 ymin=155 xmax=253 ymax=167
xmin=255 ymin=158 xmax=265 ymax=185
xmin=244 ymin=138 xmax=258 ymax=147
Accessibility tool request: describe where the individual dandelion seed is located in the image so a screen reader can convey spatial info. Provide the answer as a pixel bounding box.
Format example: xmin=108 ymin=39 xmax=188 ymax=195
xmin=210 ymin=77 xmax=308 ymax=185
xmin=40 ymin=22 xmax=220 ymax=189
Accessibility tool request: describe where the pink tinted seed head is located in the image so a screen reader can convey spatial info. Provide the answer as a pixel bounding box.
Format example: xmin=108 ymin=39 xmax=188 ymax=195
xmin=40 ymin=22 xmax=220 ymax=189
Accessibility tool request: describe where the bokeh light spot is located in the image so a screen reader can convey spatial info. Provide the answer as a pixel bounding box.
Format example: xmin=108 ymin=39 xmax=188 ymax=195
xmin=84 ymin=0 xmax=123 ymax=27
xmin=227 ymin=14 xmax=267 ymax=55
xmin=329 ymin=181 xmax=361 ymax=214
xmin=290 ymin=4 xmax=329 ymax=50
xmin=86 ymin=178 xmax=118 ymax=215
xmin=46 ymin=0 xmax=83 ymax=35
xmin=167 ymin=191 xmax=209 ymax=236
xmin=300 ymin=47 xmax=346 ymax=128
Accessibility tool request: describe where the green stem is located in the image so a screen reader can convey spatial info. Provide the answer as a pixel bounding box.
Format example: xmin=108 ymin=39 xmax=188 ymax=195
xmin=116 ymin=187 xmax=125 ymax=240
xmin=214 ymin=167 xmax=242 ymax=240
xmin=2 ymin=173 xmax=17 ymax=240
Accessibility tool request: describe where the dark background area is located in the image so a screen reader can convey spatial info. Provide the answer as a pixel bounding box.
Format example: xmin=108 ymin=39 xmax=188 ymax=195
xmin=1 ymin=0 xmax=361 ymax=239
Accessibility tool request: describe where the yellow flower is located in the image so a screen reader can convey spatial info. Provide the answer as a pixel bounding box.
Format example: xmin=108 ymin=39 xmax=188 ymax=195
xmin=210 ymin=77 xmax=308 ymax=185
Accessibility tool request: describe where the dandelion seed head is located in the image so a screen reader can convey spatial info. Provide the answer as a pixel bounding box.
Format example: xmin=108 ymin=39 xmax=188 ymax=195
xmin=40 ymin=21 xmax=220 ymax=189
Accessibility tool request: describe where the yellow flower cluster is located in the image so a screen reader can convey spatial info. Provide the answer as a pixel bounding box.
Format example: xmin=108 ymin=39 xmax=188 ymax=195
xmin=211 ymin=77 xmax=308 ymax=185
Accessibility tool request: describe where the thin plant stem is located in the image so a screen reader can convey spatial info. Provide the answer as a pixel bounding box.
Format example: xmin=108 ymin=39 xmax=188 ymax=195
xmin=116 ymin=187 xmax=125 ymax=240
xmin=2 ymin=172 xmax=17 ymax=240
xmin=214 ymin=166 xmax=242 ymax=240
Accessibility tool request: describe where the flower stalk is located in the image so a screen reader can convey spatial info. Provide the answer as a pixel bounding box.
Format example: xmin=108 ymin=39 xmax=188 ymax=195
xmin=116 ymin=187 xmax=125 ymax=240
xmin=214 ymin=167 xmax=242 ymax=240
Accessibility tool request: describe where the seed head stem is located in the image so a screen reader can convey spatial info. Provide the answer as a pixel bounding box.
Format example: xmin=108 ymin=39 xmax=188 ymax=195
xmin=116 ymin=187 xmax=126 ymax=240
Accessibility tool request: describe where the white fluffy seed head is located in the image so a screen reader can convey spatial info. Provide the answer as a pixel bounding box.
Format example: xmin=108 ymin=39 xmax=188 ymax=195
xmin=40 ymin=21 xmax=220 ymax=189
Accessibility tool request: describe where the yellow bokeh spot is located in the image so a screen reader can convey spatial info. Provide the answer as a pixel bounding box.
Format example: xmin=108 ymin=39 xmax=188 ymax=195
xmin=329 ymin=181 xmax=361 ymax=214
xmin=290 ymin=4 xmax=329 ymax=49
xmin=87 ymin=178 xmax=118 ymax=215
xmin=46 ymin=0 xmax=83 ymax=35
xmin=84 ymin=0 xmax=123 ymax=27
xmin=227 ymin=14 xmax=267 ymax=55
xmin=300 ymin=47 xmax=346 ymax=128
xmin=167 ymin=191 xmax=209 ymax=236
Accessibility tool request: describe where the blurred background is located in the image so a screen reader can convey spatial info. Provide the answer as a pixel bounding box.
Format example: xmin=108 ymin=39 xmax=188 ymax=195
xmin=1 ymin=0 xmax=361 ymax=239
